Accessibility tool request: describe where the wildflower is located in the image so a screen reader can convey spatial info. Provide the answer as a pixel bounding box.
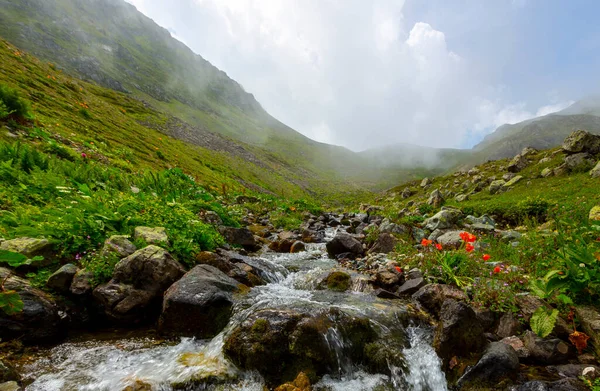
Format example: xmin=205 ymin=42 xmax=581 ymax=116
xmin=394 ymin=266 xmax=402 ymax=273
xmin=483 ymin=254 xmax=491 ymax=261
xmin=81 ymin=153 xmax=87 ymax=158
xmin=493 ymin=266 xmax=501 ymax=274
xmin=435 ymin=243 xmax=443 ymax=251
xmin=465 ymin=243 xmax=474 ymax=253
xmin=421 ymin=238 xmax=432 ymax=247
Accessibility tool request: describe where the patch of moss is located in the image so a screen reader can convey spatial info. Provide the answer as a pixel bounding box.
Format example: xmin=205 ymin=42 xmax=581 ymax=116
xmin=324 ymin=271 xmax=351 ymax=292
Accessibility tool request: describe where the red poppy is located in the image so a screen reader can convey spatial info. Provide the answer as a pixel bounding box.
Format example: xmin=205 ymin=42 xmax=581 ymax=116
xmin=459 ymin=232 xmax=469 ymax=241
xmin=435 ymin=243 xmax=443 ymax=251
xmin=394 ymin=266 xmax=402 ymax=273
xmin=421 ymin=238 xmax=432 ymax=247
xmin=493 ymin=266 xmax=501 ymax=274
xmin=483 ymin=254 xmax=491 ymax=261
xmin=465 ymin=243 xmax=474 ymax=253
xmin=466 ymin=233 xmax=477 ymax=243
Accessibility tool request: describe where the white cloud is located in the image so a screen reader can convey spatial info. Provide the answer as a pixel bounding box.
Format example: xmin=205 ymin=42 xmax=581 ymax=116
xmin=125 ymin=0 xmax=572 ymax=151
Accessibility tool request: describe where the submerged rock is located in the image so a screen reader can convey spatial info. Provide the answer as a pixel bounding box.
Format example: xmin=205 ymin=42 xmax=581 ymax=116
xmin=159 ymin=265 xmax=242 ymax=338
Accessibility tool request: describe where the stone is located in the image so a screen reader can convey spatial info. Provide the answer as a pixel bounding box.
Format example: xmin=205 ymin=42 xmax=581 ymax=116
xmin=274 ymin=372 xmax=311 ymax=391
xmin=548 ymin=364 xmax=600 ymax=379
xmin=70 ymin=270 xmax=94 ymax=296
xmin=522 ymin=147 xmax=538 ymax=156
xmin=0 ymin=267 xmax=64 ymax=343
xmin=500 ymin=230 xmax=523 ymax=242
xmin=159 ymin=265 xmax=241 ymax=338
xmin=93 ymin=246 xmax=185 ymax=322
xmin=423 ymin=208 xmax=463 ymax=231
xmin=379 ymin=219 xmax=408 ymax=235
xmin=0 ymin=382 xmax=19 ymax=391
xmin=489 ymin=179 xmax=507 ymax=194
xmin=468 ymin=167 xmax=480 ymax=176
xmin=562 ymin=130 xmax=600 ymax=155
xmin=564 ymin=153 xmax=595 ymax=172
xmin=0 ymin=361 xmax=18 ymax=383
xmin=507 ymin=154 xmax=529 ymax=173
xmin=465 ymin=215 xmax=495 ymax=229
xmin=542 ymin=167 xmax=554 ymax=177
xmin=401 ymin=188 xmax=413 ymax=199
xmin=372 ymin=269 xmax=404 ymax=290
xmin=420 ymin=177 xmax=432 ymax=187
xmin=503 ymin=173 xmax=516 ymax=181
xmin=455 ymin=193 xmax=468 ymax=202
xmin=269 ymin=239 xmax=295 ymax=253
xmin=290 ymin=241 xmax=306 ymax=253
xmin=523 ymin=330 xmax=573 ymax=364
xmin=46 ymin=263 xmax=78 ymax=292
xmin=133 ymin=226 xmax=168 ymax=245
xmin=218 ymin=227 xmax=258 ymax=251
xmin=503 ymin=175 xmax=524 ymax=189
xmin=321 ymin=271 xmax=351 ymax=292
xmin=501 ymin=336 xmax=530 ymax=359
xmin=373 ymin=288 xmax=401 ymax=300
xmin=368 ymin=233 xmax=397 ymax=255
xmin=100 ymin=235 xmax=137 ymax=258
xmin=413 ymin=284 xmax=469 ymax=316
xmin=591 ymin=161 xmax=600 ymax=178
xmin=554 ymin=163 xmax=570 ymax=176
xmin=457 ymin=342 xmax=519 ymax=388
xmin=396 ymin=277 xmax=425 ymax=296
xmin=195 ymin=251 xmax=264 ymax=287
xmin=434 ymin=299 xmax=486 ymax=365
xmin=326 ymin=232 xmax=363 ymax=259
xmin=495 ymin=312 xmax=523 ymax=339
xmin=511 ymin=378 xmax=588 ymax=391
xmin=436 ymin=231 xmax=464 ymax=249
xmin=0 ymin=237 xmax=51 ymax=259
xmin=575 ymin=306 xmax=600 ymax=357
xmin=427 ymin=189 xmax=444 ymax=208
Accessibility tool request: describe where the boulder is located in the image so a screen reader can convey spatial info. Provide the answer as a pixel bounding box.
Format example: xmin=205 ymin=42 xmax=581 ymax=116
xmin=508 ymin=154 xmax=529 ymax=173
xmin=523 ymin=330 xmax=573 ymax=364
xmin=368 ymin=233 xmax=397 ymax=255
xmin=436 ymin=231 xmax=464 ymax=249
xmin=0 ymin=267 xmax=64 ymax=343
xmin=457 ymin=342 xmax=519 ymax=388
xmin=0 ymin=382 xmax=19 ymax=391
xmin=0 ymin=237 xmax=52 ymax=259
xmin=379 ymin=219 xmax=408 ymax=235
xmin=501 ymin=336 xmax=530 ymax=359
xmin=100 ymin=235 xmax=136 ymax=258
xmin=321 ymin=271 xmax=351 ymax=292
xmin=396 ymin=277 xmax=425 ymax=296
xmin=46 ymin=263 xmax=78 ymax=292
xmin=489 ymin=179 xmax=507 ymax=195
xmin=274 ymin=372 xmax=311 ymax=391
xmin=427 ymin=189 xmax=444 ymax=208
xmin=521 ymin=147 xmax=538 ymax=157
xmin=223 ymin=308 xmax=376 ymax=386
xmin=326 ymin=232 xmax=363 ymax=259
xmin=562 ymin=130 xmax=600 ymax=155
xmin=0 ymin=361 xmax=19 ymax=383
xmin=434 ymin=299 xmax=486 ymax=365
xmin=372 ymin=268 xmax=404 ymax=290
xmin=413 ymin=284 xmax=469 ymax=316
xmin=133 ymin=226 xmax=169 ymax=245
xmin=542 ymin=167 xmax=554 ymax=177
xmin=590 ymin=161 xmax=600 ymax=178
xmin=93 ymin=246 xmax=185 ymax=322
xmin=423 ymin=208 xmax=463 ymax=231
xmin=516 ymin=295 xmax=570 ymax=338
xmin=420 ymin=177 xmax=432 ymax=187
xmin=565 ymin=152 xmax=595 ymax=172
xmin=159 ymin=265 xmax=241 ymax=338
xmin=219 ymin=227 xmax=258 ymax=251
xmin=290 ymin=241 xmax=306 ymax=253
xmin=503 ymin=175 xmax=523 ymax=189
xmin=455 ymin=194 xmax=469 ymax=202
xmin=495 ymin=313 xmax=523 ymax=339
xmin=401 ymin=188 xmax=413 ymax=199
xmin=70 ymin=269 xmax=94 ymax=296
xmin=195 ymin=251 xmax=265 ymax=287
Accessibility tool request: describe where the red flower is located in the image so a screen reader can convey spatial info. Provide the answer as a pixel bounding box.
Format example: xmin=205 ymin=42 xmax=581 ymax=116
xmin=483 ymin=254 xmax=491 ymax=261
xmin=435 ymin=243 xmax=443 ymax=251
xmin=81 ymin=153 xmax=87 ymax=158
xmin=459 ymin=232 xmax=469 ymax=241
xmin=460 ymin=231 xmax=477 ymax=242
xmin=421 ymin=238 xmax=432 ymax=247
xmin=465 ymin=243 xmax=474 ymax=253
xmin=466 ymin=233 xmax=477 ymax=243
xmin=493 ymin=266 xmax=501 ymax=274
xmin=394 ymin=266 xmax=402 ymax=273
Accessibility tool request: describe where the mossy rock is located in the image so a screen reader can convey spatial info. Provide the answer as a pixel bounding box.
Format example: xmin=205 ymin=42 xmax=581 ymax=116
xmin=322 ymin=271 xmax=351 ymax=292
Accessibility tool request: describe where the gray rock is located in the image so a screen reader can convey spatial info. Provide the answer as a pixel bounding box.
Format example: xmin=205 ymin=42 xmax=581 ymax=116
xmin=401 ymin=188 xmax=413 ymax=199
xmin=522 ymin=147 xmax=538 ymax=157
xmin=574 ymin=306 xmax=600 ymax=358
xmin=508 ymin=154 xmax=529 ymax=173
xmin=0 ymin=237 xmax=51 ymax=259
xmin=379 ymin=219 xmax=408 ymax=234
xmin=465 ymin=215 xmax=495 ymax=228
xmin=0 ymin=267 xmax=63 ymax=343
xmin=406 ymin=268 xmax=423 ymax=280
xmin=495 ymin=312 xmax=523 ymax=339
xmin=523 ymin=330 xmax=573 ymax=364
xmin=510 ymin=378 xmax=588 ymax=391
xmin=202 ymin=211 xmax=223 ymax=225
xmin=503 ymin=175 xmax=524 ymax=189
xmin=70 ymin=270 xmax=94 ymax=296
xmin=368 ymin=233 xmax=397 ymax=255
xmin=490 ymin=179 xmax=507 ymax=194
xmin=434 ymin=299 xmax=486 ymax=365
xmin=423 ymin=208 xmax=463 ymax=231
xmin=427 ymin=188 xmax=444 ymax=208
xmin=396 ymin=277 xmax=425 ymax=295
xmin=542 ymin=167 xmax=554 ymax=177
xmin=46 ymin=263 xmax=78 ymax=292
xmin=455 ymin=193 xmax=469 ymax=202
xmin=500 ymin=230 xmax=523 ymax=242
xmin=134 ymin=226 xmax=169 ymax=245
xmin=501 ymin=336 xmax=530 ymax=359
xmin=412 ymin=284 xmax=469 ymax=316
xmin=591 ymin=161 xmax=600 ymax=178
xmin=436 ymin=231 xmax=464 ymax=249
xmin=159 ymin=265 xmax=241 ymax=337
xmin=326 ymin=232 xmax=363 ymax=258
xmin=100 ymin=235 xmax=136 ymax=258
xmin=565 ymin=153 xmax=595 ymax=172
xmin=457 ymin=342 xmax=519 ymax=388
xmin=562 ymin=130 xmax=600 ymax=155
xmin=219 ymin=227 xmax=258 ymax=250
xmin=420 ymin=177 xmax=432 ymax=187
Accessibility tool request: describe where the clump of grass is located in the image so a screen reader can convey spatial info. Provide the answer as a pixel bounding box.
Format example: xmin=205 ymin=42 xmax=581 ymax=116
xmin=0 ymin=83 xmax=32 ymax=120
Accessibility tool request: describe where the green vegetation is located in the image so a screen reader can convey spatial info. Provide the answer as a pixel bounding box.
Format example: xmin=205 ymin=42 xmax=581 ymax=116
xmin=0 ymin=83 xmax=32 ymax=120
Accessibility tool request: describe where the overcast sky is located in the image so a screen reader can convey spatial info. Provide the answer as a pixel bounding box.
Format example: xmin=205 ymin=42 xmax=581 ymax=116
xmin=124 ymin=0 xmax=600 ymax=151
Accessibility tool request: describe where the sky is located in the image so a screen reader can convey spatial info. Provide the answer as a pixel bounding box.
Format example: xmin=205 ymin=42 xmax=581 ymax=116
xmin=123 ymin=0 xmax=600 ymax=151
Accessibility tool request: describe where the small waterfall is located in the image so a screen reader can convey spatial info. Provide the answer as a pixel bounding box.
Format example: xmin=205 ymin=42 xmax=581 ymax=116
xmin=399 ymin=327 xmax=448 ymax=391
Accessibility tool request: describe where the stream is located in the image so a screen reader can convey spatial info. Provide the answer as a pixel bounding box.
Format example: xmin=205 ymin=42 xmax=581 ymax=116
xmin=18 ymin=231 xmax=448 ymax=390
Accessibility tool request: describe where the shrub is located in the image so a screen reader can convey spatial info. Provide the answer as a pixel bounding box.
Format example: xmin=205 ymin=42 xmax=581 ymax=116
xmin=0 ymin=84 xmax=32 ymax=120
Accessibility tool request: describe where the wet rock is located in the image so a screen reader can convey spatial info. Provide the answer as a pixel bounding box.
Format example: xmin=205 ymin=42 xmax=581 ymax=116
xmin=564 ymin=153 xmax=595 ymax=172
xmin=100 ymin=235 xmax=136 ymax=258
xmin=424 ymin=208 xmax=463 ymax=231
xmin=326 ymin=232 xmax=363 ymax=259
xmin=159 ymin=265 xmax=241 ymax=338
xmin=321 ymin=271 xmax=351 ymax=292
xmin=548 ymin=364 xmax=600 ymax=379
xmin=489 ymin=179 xmax=507 ymax=194
xmin=372 ymin=268 xmax=404 ymax=290
xmin=495 ymin=313 xmax=523 ymax=339
xmin=70 ymin=269 xmax=94 ymax=296
xmin=195 ymin=251 xmax=264 ymax=287
xmin=0 ymin=382 xmax=19 ymax=391
xmin=133 ymin=226 xmax=169 ymax=245
xmin=274 ymin=371 xmax=311 ymax=391
xmin=427 ymin=189 xmax=444 ymax=208
xmin=523 ymin=330 xmax=573 ymax=364
xmin=510 ymin=378 xmax=588 ymax=391
xmin=368 ymin=233 xmax=397 ymax=255
xmin=94 ymin=246 xmax=185 ymax=322
xmin=434 ymin=299 xmax=486 ymax=365
xmin=290 ymin=241 xmax=306 ymax=253
xmin=562 ymin=130 xmax=600 ymax=155
xmin=0 ymin=360 xmax=18 ymax=383
xmin=223 ymin=308 xmax=376 ymax=386
xmin=46 ymin=263 xmax=78 ymax=292
xmin=457 ymin=341 xmax=519 ymax=388
xmin=575 ymin=306 xmax=600 ymax=357
xmin=122 ymin=380 xmax=152 ymax=391
xmin=0 ymin=267 xmax=64 ymax=343
xmin=301 ymin=229 xmax=325 ymax=243
xmin=413 ymin=284 xmax=469 ymax=316
xmin=269 ymin=239 xmax=295 ymax=253
xmin=373 ymin=288 xmax=401 ymax=300
xmin=507 ymin=154 xmax=529 ymax=173
xmin=396 ymin=277 xmax=425 ymax=296
xmin=219 ymin=227 xmax=259 ymax=251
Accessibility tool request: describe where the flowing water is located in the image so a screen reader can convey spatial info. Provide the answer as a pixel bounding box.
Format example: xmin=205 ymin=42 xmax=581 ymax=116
xmin=20 ymin=233 xmax=448 ymax=390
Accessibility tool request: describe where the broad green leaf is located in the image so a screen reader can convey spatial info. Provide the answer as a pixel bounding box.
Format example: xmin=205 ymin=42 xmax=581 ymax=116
xmin=530 ymin=307 xmax=559 ymax=338
xmin=0 ymin=250 xmax=44 ymax=267
xmin=0 ymin=290 xmax=24 ymax=315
